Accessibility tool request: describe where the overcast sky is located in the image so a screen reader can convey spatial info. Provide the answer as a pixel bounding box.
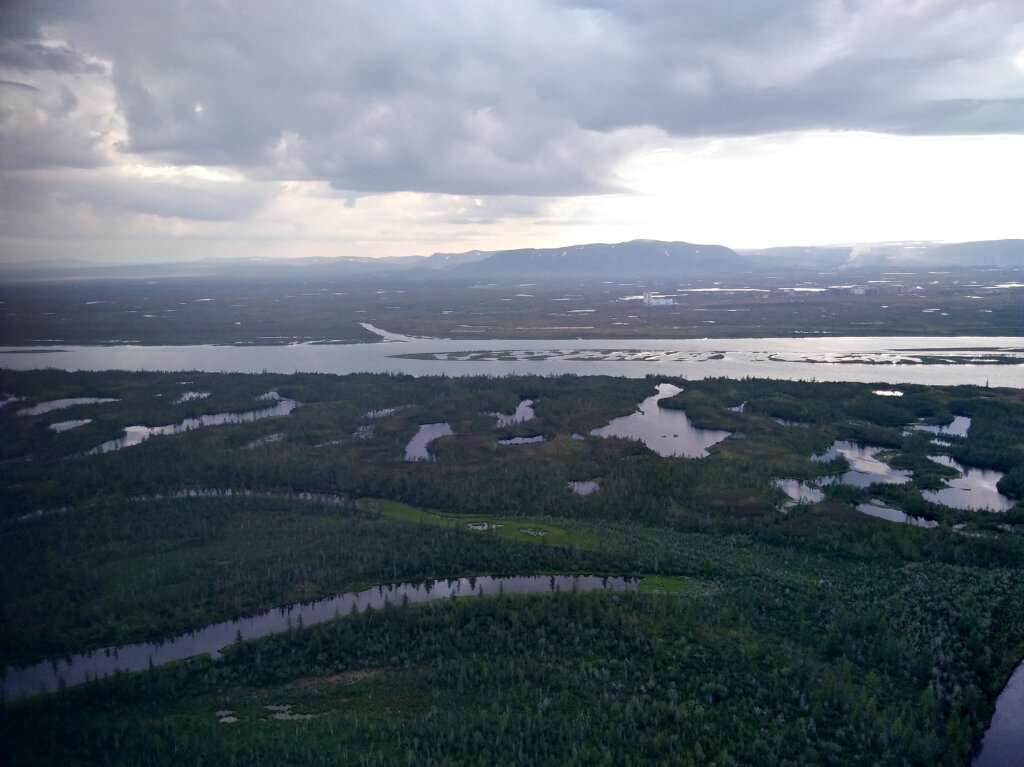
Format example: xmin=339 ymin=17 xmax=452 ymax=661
xmin=2 ymin=0 xmax=1023 ymax=264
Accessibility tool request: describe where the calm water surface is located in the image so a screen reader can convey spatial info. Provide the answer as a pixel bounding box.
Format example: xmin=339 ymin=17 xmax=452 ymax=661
xmin=499 ymin=435 xmax=545 ymax=445
xmin=2 ymin=332 xmax=1023 ymax=386
xmin=773 ymin=479 xmax=825 ymax=505
xmin=915 ymin=415 xmax=972 ymax=438
xmin=856 ymin=501 xmax=938 ymax=528
xmin=923 ymin=455 xmax=1015 ymax=511
xmin=974 ymin=658 xmax=1024 ymax=767
xmin=491 ymin=399 xmax=536 ymax=427
xmin=2 ymin=575 xmax=637 ymax=701
xmin=49 ymin=418 xmax=92 ymax=433
xmin=404 ymin=422 xmax=453 ymax=460
xmin=17 ymin=397 xmax=119 ymax=416
xmin=569 ymin=480 xmax=600 ymax=496
xmin=591 ymin=383 xmax=731 ymax=458
xmin=812 ymin=441 xmax=912 ymax=487
xmin=89 ymin=393 xmax=298 ymax=453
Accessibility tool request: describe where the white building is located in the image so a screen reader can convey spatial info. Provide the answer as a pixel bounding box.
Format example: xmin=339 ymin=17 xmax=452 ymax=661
xmin=643 ymin=291 xmax=674 ymax=307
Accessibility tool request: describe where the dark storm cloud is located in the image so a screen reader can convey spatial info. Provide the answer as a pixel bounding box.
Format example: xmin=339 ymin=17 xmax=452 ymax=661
xmin=0 ymin=78 xmax=110 ymax=171
xmin=3 ymin=0 xmax=1024 ymax=199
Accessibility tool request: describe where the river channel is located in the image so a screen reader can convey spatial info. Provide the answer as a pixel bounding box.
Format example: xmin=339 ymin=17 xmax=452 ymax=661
xmin=974 ymin=658 xmax=1024 ymax=767
xmin=2 ymin=330 xmax=1023 ymax=387
xmin=3 ymin=574 xmax=637 ymax=702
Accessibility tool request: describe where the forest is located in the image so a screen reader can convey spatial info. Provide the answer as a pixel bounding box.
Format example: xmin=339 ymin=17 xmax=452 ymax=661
xmin=2 ymin=368 xmax=1023 ymax=765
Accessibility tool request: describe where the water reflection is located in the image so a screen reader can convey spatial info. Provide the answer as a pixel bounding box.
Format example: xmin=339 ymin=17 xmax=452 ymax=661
xmin=857 ymin=500 xmax=938 ymax=528
xmin=914 ymin=415 xmax=971 ymax=438
xmin=4 ymin=335 xmax=1023 ymax=387
xmin=590 ymin=383 xmax=731 ymax=458
xmin=174 ymin=391 xmax=210 ymax=404
xmin=773 ymin=479 xmax=825 ymax=505
xmin=498 ymin=435 xmax=544 ymax=445
xmin=774 ymin=417 xmax=809 ymax=428
xmin=974 ymin=658 xmax=1024 ymax=767
xmin=404 ymin=422 xmax=453 ymax=461
xmin=569 ymin=480 xmax=599 ymax=496
xmin=2 ymin=574 xmax=638 ymax=701
xmin=923 ymin=455 xmax=1015 ymax=511
xmin=365 ymin=407 xmax=399 ymax=418
xmin=490 ymin=399 xmax=536 ymax=427
xmin=812 ymin=441 xmax=911 ymax=487
xmin=18 ymin=397 xmax=118 ymax=416
xmin=88 ymin=393 xmax=298 ymax=454
xmin=49 ymin=418 xmax=92 ymax=433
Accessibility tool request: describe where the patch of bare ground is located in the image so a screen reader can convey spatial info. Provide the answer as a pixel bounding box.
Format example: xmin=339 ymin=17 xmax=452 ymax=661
xmin=290 ymin=668 xmax=384 ymax=688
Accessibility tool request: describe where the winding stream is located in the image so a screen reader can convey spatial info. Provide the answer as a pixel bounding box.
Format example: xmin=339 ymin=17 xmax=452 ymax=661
xmin=89 ymin=392 xmax=298 ymax=453
xmin=3 ymin=574 xmax=638 ymax=702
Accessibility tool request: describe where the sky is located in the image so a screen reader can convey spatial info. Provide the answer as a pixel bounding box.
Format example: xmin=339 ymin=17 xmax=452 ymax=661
xmin=1 ymin=0 xmax=1023 ymax=265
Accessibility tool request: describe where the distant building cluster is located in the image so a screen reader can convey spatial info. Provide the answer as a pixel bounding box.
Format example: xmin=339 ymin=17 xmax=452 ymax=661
xmin=826 ymin=284 xmax=908 ymax=297
xmin=642 ymin=291 xmax=675 ymax=307
xmin=774 ymin=284 xmax=911 ymax=297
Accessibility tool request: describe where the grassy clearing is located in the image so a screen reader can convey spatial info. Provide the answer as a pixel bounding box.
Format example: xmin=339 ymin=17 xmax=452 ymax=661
xmin=639 ymin=574 xmax=708 ymax=595
xmin=368 ymin=498 xmax=603 ymax=550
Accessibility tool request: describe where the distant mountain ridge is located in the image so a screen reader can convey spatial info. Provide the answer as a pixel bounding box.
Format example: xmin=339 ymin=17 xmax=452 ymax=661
xmin=2 ymin=239 xmax=1020 ymax=282
xmin=738 ymin=240 xmax=1024 ymax=270
xmin=456 ymin=240 xmax=749 ymax=277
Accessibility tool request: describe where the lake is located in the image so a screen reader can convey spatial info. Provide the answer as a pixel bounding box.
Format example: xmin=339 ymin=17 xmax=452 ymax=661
xmin=2 ymin=329 xmax=1023 ymax=387
xmin=591 ymin=382 xmax=731 ymax=458
xmin=923 ymin=455 xmax=1015 ymax=512
xmin=812 ymin=441 xmax=912 ymax=487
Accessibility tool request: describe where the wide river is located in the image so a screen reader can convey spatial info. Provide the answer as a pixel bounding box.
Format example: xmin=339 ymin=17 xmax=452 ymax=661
xmin=2 ymin=328 xmax=1023 ymax=386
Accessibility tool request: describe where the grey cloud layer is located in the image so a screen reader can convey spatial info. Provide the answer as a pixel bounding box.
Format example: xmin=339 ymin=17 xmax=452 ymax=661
xmin=3 ymin=0 xmax=1024 ymax=199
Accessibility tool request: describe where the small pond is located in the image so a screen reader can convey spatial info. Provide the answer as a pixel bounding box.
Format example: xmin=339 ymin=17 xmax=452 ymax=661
xmin=174 ymin=391 xmax=211 ymax=404
xmin=467 ymin=522 xmax=503 ymax=531
xmin=812 ymin=441 xmax=911 ymax=488
xmin=773 ymin=479 xmax=825 ymax=506
xmin=17 ymin=397 xmax=119 ymax=416
xmin=89 ymin=393 xmax=298 ymax=454
xmin=490 ymin=399 xmax=536 ymax=427
xmin=404 ymin=422 xmax=453 ymax=461
xmin=590 ymin=383 xmax=731 ymax=458
xmin=569 ymin=480 xmax=600 ymax=496
xmin=774 ymin=417 xmax=810 ymax=428
xmin=914 ymin=415 xmax=972 ymax=438
xmin=498 ymin=435 xmax=545 ymax=445
xmin=857 ymin=500 xmax=938 ymax=528
xmin=973 ymin=657 xmax=1024 ymax=767
xmin=3 ymin=574 xmax=638 ymax=701
xmin=365 ymin=407 xmax=399 ymax=418
xmin=49 ymin=418 xmax=92 ymax=433
xmin=923 ymin=455 xmax=1015 ymax=512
